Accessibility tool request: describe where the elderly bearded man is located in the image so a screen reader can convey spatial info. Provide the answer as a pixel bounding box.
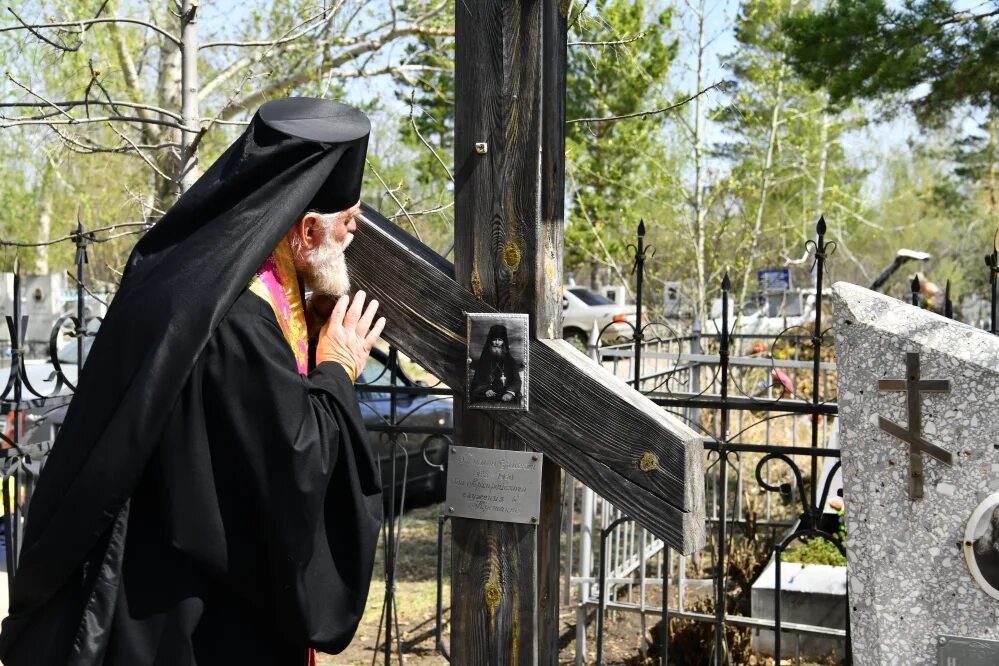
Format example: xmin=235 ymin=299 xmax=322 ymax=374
xmin=0 ymin=99 xmax=385 ymax=666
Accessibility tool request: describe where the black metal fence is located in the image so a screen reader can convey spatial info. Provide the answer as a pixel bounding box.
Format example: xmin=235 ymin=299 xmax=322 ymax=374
xmin=568 ymin=217 xmax=843 ymax=666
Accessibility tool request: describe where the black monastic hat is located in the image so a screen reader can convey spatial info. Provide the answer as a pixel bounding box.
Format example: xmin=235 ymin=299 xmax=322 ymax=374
xmin=258 ymin=97 xmax=370 ymax=212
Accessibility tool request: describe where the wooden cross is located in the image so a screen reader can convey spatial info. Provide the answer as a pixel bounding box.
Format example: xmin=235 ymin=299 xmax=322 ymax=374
xmin=347 ymin=1 xmax=705 ymax=661
xmin=877 ymin=352 xmax=952 ymax=500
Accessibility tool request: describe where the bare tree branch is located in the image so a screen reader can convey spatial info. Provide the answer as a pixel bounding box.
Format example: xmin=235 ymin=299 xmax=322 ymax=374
xmin=0 ymin=115 xmax=188 ymax=130
xmin=568 ymin=0 xmax=593 ymax=30
xmin=567 ymin=81 xmax=725 ymax=124
xmin=213 ymin=25 xmax=454 ymax=120
xmin=387 ymin=202 xmax=453 ymax=221
xmin=109 ymin=124 xmax=176 ymax=183
xmin=407 ymin=93 xmax=454 ymax=185
xmin=198 ymin=118 xmax=248 ymax=126
xmin=0 ymin=222 xmax=153 ymax=247
xmin=0 ymin=15 xmax=180 ymax=46
xmin=198 ymin=2 xmax=348 ymax=100
xmin=199 ymin=3 xmax=343 ymax=49
xmin=6 ymin=7 xmax=81 ymax=52
xmin=0 ymin=99 xmax=185 ymax=121
xmin=5 ymin=73 xmax=73 ymax=120
xmin=49 ymin=124 xmax=178 ymax=156
xmin=366 ymin=159 xmax=422 ymax=241
xmin=569 ymin=33 xmax=645 ymax=47
xmin=66 ymin=270 xmax=110 ymax=307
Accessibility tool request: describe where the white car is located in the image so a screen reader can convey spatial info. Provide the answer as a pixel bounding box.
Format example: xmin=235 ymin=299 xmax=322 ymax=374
xmin=561 ymin=287 xmax=638 ymax=350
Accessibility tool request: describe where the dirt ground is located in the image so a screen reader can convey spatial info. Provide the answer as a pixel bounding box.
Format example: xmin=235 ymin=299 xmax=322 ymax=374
xmin=318 ymin=504 xmax=836 ymax=666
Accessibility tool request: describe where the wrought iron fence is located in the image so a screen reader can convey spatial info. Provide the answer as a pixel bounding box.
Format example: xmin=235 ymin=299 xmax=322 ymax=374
xmin=558 ymin=218 xmax=844 ymax=666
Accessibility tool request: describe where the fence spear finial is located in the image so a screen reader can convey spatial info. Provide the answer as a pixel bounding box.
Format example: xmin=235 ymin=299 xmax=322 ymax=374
xmin=637 ymin=218 xmax=645 ymax=237
xmin=816 ymin=215 xmax=826 ymax=235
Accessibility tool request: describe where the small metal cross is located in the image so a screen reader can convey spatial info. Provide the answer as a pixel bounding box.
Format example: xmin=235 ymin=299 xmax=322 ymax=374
xmin=877 ymin=352 xmax=952 ymax=500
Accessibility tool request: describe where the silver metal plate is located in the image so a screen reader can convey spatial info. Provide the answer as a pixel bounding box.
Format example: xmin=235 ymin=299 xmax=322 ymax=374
xmin=445 ymin=446 xmax=543 ymax=525
xmin=938 ymin=635 xmax=999 ymax=665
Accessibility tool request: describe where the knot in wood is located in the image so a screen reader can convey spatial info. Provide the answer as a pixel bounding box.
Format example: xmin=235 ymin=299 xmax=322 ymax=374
xmin=639 ymin=452 xmax=659 ymax=472
xmin=503 ymin=242 xmax=521 ymax=271
xmin=484 ymin=582 xmax=502 ymax=611
xmin=471 ymin=269 xmax=483 ymax=298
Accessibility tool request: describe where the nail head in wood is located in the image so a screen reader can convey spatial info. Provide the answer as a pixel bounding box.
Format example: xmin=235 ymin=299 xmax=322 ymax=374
xmin=474 ymin=142 xmax=488 ymax=155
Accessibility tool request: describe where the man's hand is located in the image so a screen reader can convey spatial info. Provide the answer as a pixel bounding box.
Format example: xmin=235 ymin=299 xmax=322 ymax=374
xmin=501 ymin=391 xmax=515 ymax=402
xmin=484 ymin=389 xmax=497 ymax=399
xmin=316 ymin=291 xmax=386 ymax=382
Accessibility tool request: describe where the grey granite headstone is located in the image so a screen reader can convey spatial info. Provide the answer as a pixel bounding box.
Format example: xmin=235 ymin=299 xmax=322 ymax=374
xmin=833 ymin=283 xmax=999 ymax=666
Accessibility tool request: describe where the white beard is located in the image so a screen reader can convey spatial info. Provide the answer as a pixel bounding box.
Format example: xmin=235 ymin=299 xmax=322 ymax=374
xmin=295 ymin=235 xmax=351 ymax=297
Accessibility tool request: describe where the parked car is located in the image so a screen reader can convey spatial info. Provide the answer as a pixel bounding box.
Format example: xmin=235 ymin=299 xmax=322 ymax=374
xmin=5 ymin=334 xmax=452 ymax=508
xmin=561 ymin=287 xmax=638 ymax=351
xmin=355 ymin=348 xmax=452 ymax=505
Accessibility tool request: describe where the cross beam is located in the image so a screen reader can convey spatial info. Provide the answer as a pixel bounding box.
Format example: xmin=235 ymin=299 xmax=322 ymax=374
xmin=350 ymin=204 xmax=707 ymax=553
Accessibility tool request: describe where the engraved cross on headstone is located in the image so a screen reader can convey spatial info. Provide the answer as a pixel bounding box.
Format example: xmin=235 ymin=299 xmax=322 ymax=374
xmin=877 ymin=352 xmax=953 ymax=500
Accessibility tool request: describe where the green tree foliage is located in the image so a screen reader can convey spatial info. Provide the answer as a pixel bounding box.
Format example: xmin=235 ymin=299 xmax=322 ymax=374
xmin=393 ymin=28 xmax=455 ymax=190
xmin=782 ymin=0 xmax=999 ymax=124
xmin=565 ymin=0 xmax=678 ymax=285
xmin=780 ymin=0 xmax=998 ymax=305
xmin=716 ymin=0 xmax=867 ymax=304
xmin=387 ymin=8 xmax=457 ymax=256
xmin=863 ymin=130 xmax=995 ymax=304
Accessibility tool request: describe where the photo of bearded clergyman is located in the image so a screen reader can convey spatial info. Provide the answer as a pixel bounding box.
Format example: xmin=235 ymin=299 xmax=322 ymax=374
xmin=466 ymin=313 xmax=529 ymax=411
xmin=968 ymin=501 xmax=999 ymax=596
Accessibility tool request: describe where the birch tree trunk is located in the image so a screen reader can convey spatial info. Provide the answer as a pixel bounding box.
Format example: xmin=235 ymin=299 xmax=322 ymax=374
xmin=691 ymin=0 xmax=708 ymax=323
xmin=35 ymin=167 xmax=54 ymax=274
xmin=811 ymin=107 xmax=830 ymax=287
xmin=179 ymin=0 xmax=200 ymax=193
xmin=987 ymin=115 xmax=997 ymax=220
xmin=736 ymin=70 xmax=785 ymax=312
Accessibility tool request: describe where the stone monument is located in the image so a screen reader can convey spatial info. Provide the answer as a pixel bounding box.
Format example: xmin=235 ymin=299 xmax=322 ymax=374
xmin=833 ymin=282 xmax=999 ymax=665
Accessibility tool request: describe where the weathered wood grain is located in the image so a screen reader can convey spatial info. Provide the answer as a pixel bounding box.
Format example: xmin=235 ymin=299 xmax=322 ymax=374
xmin=351 ymin=204 xmax=707 ymax=553
xmin=537 ymin=3 xmax=568 ymax=662
xmin=451 ymin=1 xmax=542 ymax=663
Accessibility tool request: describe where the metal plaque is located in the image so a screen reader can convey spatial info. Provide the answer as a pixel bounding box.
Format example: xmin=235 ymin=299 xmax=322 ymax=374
xmin=938 ymin=635 xmax=999 ymax=665
xmin=445 ymin=446 xmax=543 ymax=525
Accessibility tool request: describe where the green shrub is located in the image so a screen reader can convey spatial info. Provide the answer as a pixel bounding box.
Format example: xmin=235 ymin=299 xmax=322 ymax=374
xmin=781 ymin=537 xmax=846 ymax=566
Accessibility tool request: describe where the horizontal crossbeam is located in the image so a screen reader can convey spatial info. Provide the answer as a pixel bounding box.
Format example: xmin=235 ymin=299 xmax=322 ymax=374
xmin=347 ymin=204 xmax=706 ymax=554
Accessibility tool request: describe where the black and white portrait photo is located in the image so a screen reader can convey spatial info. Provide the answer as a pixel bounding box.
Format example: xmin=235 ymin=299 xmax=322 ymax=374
xmin=466 ymin=313 xmax=529 ymax=411
xmin=965 ymin=493 xmax=999 ymax=600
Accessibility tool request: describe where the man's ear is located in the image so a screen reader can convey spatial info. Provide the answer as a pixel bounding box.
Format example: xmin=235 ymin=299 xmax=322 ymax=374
xmin=291 ymin=212 xmax=325 ymax=250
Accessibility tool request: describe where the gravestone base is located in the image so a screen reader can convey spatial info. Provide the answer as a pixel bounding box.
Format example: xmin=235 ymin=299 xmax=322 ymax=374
xmin=751 ymin=559 xmax=847 ymax=663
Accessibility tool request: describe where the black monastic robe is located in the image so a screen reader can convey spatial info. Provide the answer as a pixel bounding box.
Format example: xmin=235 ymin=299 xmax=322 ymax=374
xmin=0 ymin=97 xmax=382 ymax=666
xmin=3 ymin=289 xmax=381 ymax=665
